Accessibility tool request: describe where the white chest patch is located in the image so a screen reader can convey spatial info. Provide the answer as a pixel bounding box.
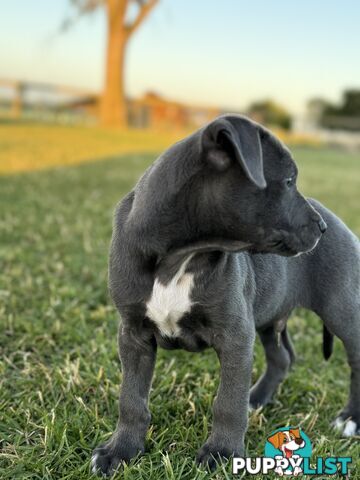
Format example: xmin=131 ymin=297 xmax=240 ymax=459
xmin=146 ymin=255 xmax=194 ymax=337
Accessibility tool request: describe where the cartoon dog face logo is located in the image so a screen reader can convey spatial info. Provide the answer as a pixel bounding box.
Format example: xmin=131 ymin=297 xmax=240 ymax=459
xmin=265 ymin=427 xmax=312 ymax=477
xmin=267 ymin=428 xmax=305 ymax=459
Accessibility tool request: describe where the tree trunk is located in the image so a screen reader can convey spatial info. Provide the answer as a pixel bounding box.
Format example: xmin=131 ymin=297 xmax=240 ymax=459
xmin=100 ymin=1 xmax=127 ymax=127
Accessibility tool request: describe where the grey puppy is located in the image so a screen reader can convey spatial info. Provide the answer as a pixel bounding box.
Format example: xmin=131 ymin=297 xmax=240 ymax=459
xmin=92 ymin=115 xmax=360 ymax=475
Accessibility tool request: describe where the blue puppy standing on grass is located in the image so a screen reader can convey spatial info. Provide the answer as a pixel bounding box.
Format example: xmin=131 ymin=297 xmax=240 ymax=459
xmin=91 ymin=114 xmax=360 ymax=475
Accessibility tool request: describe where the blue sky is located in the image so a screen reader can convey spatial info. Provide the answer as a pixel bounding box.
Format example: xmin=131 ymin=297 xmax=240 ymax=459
xmin=1 ymin=0 xmax=359 ymax=113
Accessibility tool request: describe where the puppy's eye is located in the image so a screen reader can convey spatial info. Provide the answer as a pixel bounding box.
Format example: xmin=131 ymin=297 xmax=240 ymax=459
xmin=285 ymin=177 xmax=295 ymax=187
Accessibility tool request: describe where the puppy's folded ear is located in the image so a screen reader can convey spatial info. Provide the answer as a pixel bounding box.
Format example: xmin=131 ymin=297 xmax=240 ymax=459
xmin=201 ymin=115 xmax=267 ymax=189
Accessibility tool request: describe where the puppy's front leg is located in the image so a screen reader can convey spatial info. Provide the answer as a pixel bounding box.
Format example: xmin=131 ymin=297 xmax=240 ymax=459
xmin=197 ymin=324 xmax=255 ymax=469
xmin=92 ymin=324 xmax=156 ymax=476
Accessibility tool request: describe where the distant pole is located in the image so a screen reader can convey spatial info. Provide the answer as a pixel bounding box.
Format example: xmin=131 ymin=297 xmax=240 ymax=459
xmin=12 ymin=82 xmax=25 ymax=118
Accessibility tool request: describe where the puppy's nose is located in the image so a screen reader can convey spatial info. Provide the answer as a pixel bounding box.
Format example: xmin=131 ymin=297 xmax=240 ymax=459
xmin=318 ymin=218 xmax=327 ymax=234
xmin=295 ymin=438 xmax=304 ymax=445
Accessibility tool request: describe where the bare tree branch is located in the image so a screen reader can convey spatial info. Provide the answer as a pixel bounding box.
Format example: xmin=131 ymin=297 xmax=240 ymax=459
xmin=71 ymin=0 xmax=104 ymax=12
xmin=125 ymin=0 xmax=158 ymax=38
xmin=61 ymin=0 xmax=104 ymax=31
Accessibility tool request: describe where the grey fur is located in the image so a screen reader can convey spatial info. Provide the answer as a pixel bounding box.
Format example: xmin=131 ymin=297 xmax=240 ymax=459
xmin=92 ymin=114 xmax=360 ymax=475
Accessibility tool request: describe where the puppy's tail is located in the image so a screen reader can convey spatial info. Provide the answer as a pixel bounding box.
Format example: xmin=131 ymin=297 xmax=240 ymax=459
xmin=323 ymin=326 xmax=334 ymax=360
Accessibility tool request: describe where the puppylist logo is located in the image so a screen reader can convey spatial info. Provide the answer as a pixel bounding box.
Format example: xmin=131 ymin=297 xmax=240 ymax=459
xmin=232 ymin=426 xmax=352 ymax=476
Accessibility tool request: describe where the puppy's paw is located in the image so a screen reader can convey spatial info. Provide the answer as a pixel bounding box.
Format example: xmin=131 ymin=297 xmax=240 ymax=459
xmin=249 ymin=385 xmax=273 ymax=409
xmin=333 ymin=416 xmax=360 ymax=437
xmin=249 ymin=398 xmax=265 ymax=410
xmin=91 ymin=434 xmax=144 ymax=476
xmin=196 ymin=442 xmax=243 ymax=471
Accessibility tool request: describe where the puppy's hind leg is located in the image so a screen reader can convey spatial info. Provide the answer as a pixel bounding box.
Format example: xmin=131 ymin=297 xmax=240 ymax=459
xmin=323 ymin=310 xmax=360 ymax=437
xmin=250 ymin=323 xmax=292 ymax=409
xmin=281 ymin=326 xmax=296 ymax=366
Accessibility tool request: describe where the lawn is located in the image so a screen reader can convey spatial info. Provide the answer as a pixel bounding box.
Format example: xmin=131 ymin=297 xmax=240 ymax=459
xmin=0 ymin=120 xmax=184 ymax=174
xmin=0 ymin=141 xmax=359 ymax=479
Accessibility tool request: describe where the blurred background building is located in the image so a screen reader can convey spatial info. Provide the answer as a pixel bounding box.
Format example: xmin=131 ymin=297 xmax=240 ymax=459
xmin=1 ymin=0 xmax=360 ymax=150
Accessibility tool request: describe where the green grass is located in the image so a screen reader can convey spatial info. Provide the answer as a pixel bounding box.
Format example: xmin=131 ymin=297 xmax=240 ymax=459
xmin=0 ymin=147 xmax=359 ymax=479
